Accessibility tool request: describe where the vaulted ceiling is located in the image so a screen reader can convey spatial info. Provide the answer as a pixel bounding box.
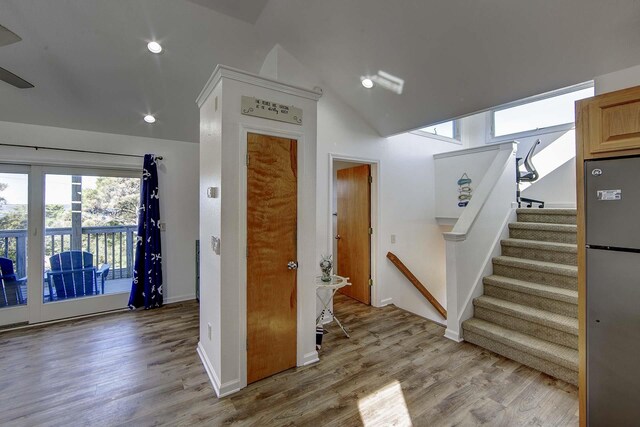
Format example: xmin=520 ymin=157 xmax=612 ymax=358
xmin=1 ymin=0 xmax=639 ymax=142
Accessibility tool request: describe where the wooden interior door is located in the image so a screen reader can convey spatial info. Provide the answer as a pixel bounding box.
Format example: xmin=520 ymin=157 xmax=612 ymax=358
xmin=336 ymin=164 xmax=371 ymax=305
xmin=247 ymin=133 xmax=297 ymax=384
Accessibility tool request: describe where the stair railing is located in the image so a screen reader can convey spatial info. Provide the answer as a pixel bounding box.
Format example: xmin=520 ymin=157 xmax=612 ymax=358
xmin=386 ymin=252 xmax=446 ymax=319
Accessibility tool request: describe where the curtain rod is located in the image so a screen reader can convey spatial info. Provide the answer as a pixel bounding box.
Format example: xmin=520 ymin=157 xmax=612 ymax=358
xmin=0 ymin=142 xmax=163 ymax=160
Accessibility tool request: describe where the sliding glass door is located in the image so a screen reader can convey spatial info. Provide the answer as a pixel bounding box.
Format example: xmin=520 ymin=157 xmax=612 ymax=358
xmin=0 ymin=164 xmax=141 ymax=326
xmin=39 ymin=167 xmax=141 ymax=321
xmin=0 ymin=166 xmax=30 ymax=327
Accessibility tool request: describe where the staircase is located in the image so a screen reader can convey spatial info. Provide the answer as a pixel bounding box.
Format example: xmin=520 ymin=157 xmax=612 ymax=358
xmin=462 ymin=208 xmax=578 ymax=385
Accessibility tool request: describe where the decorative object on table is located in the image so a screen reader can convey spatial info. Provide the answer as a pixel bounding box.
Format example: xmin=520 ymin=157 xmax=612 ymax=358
xmin=457 ymin=173 xmax=473 ymax=207
xmin=319 ymin=254 xmax=333 ymax=282
xmin=128 ymin=154 xmax=163 ymax=310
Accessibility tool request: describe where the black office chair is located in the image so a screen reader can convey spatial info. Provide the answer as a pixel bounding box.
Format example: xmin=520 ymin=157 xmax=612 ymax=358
xmin=516 ymin=139 xmax=545 ymax=208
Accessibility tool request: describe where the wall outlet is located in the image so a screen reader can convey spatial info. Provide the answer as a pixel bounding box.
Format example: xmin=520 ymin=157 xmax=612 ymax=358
xmin=391 ymin=234 xmax=396 ymax=244
xmin=207 ymin=322 xmax=212 ymax=340
xmin=159 ymin=222 xmax=166 ymax=231
xmin=207 ymin=187 xmax=219 ymax=198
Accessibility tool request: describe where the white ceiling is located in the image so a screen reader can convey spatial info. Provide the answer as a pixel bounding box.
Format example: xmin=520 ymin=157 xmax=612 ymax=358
xmin=0 ymin=0 xmax=273 ymax=143
xmin=1 ymin=0 xmax=640 ymax=142
xmin=255 ymin=0 xmax=640 ymax=136
xmin=186 ymin=0 xmax=269 ymax=24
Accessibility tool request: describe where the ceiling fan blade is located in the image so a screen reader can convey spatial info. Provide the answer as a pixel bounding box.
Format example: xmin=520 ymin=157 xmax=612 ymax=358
xmin=0 ymin=67 xmax=34 ymax=88
xmin=0 ymin=24 xmax=22 ymax=47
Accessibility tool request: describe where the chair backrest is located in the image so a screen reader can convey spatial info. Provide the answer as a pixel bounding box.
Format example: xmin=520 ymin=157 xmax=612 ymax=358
xmin=49 ymin=251 xmax=96 ymax=299
xmin=517 ymin=139 xmax=541 ymax=183
xmin=0 ymin=257 xmax=17 ymax=282
xmin=0 ymin=257 xmax=16 ymax=306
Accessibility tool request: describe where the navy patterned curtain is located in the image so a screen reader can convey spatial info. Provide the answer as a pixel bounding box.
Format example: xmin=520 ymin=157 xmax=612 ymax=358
xmin=128 ymin=154 xmax=163 ymax=309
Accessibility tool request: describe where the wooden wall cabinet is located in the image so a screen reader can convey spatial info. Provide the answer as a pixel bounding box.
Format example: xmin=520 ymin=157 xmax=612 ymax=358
xmin=580 ymin=84 xmax=640 ymax=158
xmin=576 ymin=84 xmax=640 ymax=426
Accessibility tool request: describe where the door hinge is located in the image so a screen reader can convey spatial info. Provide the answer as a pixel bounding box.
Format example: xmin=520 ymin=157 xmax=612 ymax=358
xmin=368 ymin=175 xmax=373 ymax=184
xmin=368 ymin=227 xmax=373 ymax=235
xmin=368 ymin=278 xmax=373 ymax=286
xmin=246 ymin=153 xmax=249 ymax=166
xmin=246 ymin=337 xmax=248 ymax=351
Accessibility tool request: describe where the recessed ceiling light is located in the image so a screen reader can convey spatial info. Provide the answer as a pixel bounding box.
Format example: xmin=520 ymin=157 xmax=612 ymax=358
xmin=147 ymin=41 xmax=162 ymax=54
xmin=144 ymin=115 xmax=156 ymax=124
xmin=361 ymin=77 xmax=374 ymax=89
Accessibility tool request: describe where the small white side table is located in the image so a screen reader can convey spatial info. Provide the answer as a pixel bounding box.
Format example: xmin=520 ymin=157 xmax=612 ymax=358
xmin=315 ymin=275 xmax=351 ymax=338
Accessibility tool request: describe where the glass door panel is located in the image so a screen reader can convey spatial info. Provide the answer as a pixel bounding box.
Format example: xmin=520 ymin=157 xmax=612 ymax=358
xmin=0 ymin=169 xmax=29 ymax=326
xmin=41 ymin=170 xmax=140 ymax=320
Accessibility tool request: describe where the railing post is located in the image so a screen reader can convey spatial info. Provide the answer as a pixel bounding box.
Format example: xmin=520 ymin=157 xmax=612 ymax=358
xmin=126 ymin=228 xmax=134 ymax=277
xmin=71 ymin=176 xmax=83 ymax=251
xmin=16 ymin=234 xmax=27 ymax=278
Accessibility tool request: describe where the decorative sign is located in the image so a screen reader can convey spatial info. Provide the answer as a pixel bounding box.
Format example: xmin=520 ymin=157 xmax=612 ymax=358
xmin=457 ymin=173 xmax=473 ymax=207
xmin=241 ymin=96 xmax=303 ymax=125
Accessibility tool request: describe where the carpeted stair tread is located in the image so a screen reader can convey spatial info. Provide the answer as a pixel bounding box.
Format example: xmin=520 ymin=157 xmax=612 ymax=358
xmin=516 ymin=208 xmax=577 ymax=216
xmin=509 ymin=222 xmax=577 ymax=232
xmin=463 ymin=318 xmax=578 ymax=371
xmin=501 ymin=238 xmax=577 ymax=253
xmin=474 ymin=295 xmax=578 ymax=335
xmin=493 ymin=256 xmax=577 ymax=277
xmin=483 ymin=275 xmax=578 ymax=304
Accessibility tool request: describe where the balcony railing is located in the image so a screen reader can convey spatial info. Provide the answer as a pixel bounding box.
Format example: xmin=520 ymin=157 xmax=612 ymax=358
xmin=0 ymin=225 xmax=137 ymax=280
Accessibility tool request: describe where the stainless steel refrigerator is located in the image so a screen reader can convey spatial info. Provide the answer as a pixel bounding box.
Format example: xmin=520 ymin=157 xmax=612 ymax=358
xmin=585 ymin=156 xmax=640 ymax=426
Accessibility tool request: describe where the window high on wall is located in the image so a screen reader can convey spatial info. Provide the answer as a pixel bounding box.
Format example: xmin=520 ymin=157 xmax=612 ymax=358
xmin=490 ymin=83 xmax=594 ymax=140
xmin=413 ymin=120 xmax=461 ymax=143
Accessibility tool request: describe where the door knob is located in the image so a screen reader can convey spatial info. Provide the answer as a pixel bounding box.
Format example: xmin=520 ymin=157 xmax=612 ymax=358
xmin=287 ymin=261 xmax=298 ymax=270
xmin=335 ymin=235 xmax=341 ymax=240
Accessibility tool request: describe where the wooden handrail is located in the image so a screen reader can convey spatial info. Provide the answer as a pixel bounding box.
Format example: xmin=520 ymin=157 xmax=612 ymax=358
xmin=387 ymin=252 xmax=447 ymax=319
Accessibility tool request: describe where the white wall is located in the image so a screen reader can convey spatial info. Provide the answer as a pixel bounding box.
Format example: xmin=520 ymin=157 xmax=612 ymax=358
xmin=262 ymin=45 xmax=456 ymax=323
xmin=0 ymin=120 xmax=200 ymax=303
xmin=434 ymin=146 xmax=498 ymax=220
xmin=595 ymin=64 xmax=640 ymax=95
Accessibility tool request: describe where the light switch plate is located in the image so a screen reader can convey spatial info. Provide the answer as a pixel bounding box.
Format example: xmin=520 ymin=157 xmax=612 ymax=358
xmin=211 ymin=236 xmax=220 ymax=255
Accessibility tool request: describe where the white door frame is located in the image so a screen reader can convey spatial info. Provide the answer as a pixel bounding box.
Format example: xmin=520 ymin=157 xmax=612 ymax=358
xmin=238 ymin=124 xmax=307 ymax=390
xmin=328 ymin=154 xmax=381 ymax=307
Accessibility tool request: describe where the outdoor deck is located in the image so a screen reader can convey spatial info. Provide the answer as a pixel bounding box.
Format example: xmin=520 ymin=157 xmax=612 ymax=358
xmin=1 ymin=225 xmax=136 ymax=306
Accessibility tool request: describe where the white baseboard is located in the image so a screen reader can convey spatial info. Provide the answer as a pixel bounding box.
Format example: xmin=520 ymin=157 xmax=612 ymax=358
xmin=379 ymin=297 xmax=393 ymax=306
xmin=166 ymin=293 xmax=196 ymax=304
xmin=444 ymin=328 xmax=463 ymax=342
xmin=196 ymin=342 xmax=242 ymax=398
xmin=301 ymin=350 xmax=319 ymax=366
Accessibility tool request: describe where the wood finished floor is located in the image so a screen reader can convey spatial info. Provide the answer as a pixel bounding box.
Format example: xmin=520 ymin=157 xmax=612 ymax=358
xmin=0 ymin=295 xmax=578 ymax=426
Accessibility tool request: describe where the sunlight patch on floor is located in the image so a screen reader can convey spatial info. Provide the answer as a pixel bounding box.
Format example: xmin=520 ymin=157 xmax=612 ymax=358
xmin=357 ymin=380 xmax=413 ymax=426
